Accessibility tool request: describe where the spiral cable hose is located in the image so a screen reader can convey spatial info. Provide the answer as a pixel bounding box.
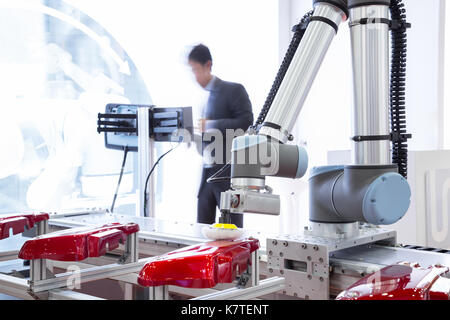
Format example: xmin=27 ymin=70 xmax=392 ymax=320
xmin=253 ymin=11 xmax=314 ymax=130
xmin=389 ymin=0 xmax=410 ymax=178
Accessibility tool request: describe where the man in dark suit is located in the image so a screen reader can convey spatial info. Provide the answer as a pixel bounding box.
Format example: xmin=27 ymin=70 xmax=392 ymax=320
xmin=188 ymin=44 xmax=253 ymax=228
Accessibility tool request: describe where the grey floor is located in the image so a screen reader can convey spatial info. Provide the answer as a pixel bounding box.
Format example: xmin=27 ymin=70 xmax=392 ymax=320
xmin=0 ymin=234 xmax=28 ymax=300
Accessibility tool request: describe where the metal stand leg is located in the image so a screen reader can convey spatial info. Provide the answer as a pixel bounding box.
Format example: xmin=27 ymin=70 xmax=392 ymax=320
xmin=149 ymin=285 xmax=169 ymax=300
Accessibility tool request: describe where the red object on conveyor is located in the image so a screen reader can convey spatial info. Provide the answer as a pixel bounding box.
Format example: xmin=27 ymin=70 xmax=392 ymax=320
xmin=138 ymin=238 xmax=260 ymax=288
xmin=336 ymin=262 xmax=450 ymax=300
xmin=18 ymin=223 xmax=139 ymax=262
xmin=0 ymin=213 xmax=49 ymax=240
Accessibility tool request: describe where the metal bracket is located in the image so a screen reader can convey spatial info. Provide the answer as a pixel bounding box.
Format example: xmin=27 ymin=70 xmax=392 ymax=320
xmin=237 ymin=250 xmax=260 ymax=289
xmin=237 ymin=271 xmax=250 ymax=288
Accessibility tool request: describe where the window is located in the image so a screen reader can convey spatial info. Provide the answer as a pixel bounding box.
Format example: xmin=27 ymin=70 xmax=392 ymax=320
xmin=0 ymin=0 xmax=280 ymax=233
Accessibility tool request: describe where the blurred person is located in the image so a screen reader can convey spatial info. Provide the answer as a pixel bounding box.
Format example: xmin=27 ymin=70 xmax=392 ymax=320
xmin=188 ymin=44 xmax=253 ymax=228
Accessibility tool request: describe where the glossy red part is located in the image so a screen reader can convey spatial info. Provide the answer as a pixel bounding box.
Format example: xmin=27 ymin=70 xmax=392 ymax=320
xmin=18 ymin=223 xmax=139 ymax=261
xmin=0 ymin=213 xmax=49 ymax=240
xmin=336 ymin=262 xmax=450 ymax=300
xmin=138 ymin=238 xmax=260 ymax=288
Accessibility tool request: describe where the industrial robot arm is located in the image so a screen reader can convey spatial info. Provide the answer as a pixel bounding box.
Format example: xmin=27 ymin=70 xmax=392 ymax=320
xmin=216 ymin=0 xmax=412 ymax=229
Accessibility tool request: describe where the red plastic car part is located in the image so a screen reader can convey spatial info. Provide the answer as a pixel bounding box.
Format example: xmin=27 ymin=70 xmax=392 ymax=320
xmin=0 ymin=213 xmax=50 ymax=240
xmin=18 ymin=223 xmax=139 ymax=262
xmin=336 ymin=262 xmax=450 ymax=300
xmin=138 ymin=238 xmax=260 ymax=289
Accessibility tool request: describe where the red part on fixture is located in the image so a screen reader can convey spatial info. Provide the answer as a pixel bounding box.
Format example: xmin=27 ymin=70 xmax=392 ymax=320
xmin=18 ymin=223 xmax=139 ymax=262
xmin=336 ymin=262 xmax=450 ymax=300
xmin=138 ymin=238 xmax=260 ymax=289
xmin=0 ymin=213 xmax=50 ymax=240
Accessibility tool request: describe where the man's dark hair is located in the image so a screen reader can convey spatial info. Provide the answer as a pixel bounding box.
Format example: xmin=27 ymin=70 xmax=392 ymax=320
xmin=188 ymin=44 xmax=212 ymax=65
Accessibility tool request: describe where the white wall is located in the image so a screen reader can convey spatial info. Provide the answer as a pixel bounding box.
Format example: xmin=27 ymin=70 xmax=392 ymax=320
xmin=64 ymin=0 xmax=280 ymax=116
xmin=445 ymin=0 xmax=450 ymax=149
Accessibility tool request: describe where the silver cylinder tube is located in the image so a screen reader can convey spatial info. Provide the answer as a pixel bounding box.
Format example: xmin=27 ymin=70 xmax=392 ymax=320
xmin=259 ymin=3 xmax=346 ymax=143
xmin=349 ymin=5 xmax=391 ymax=165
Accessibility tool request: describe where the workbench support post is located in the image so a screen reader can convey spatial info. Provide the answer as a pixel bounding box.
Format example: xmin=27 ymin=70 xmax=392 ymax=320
xmin=251 ymin=250 xmax=260 ymax=287
xmin=30 ymin=220 xmax=49 ymax=283
xmin=137 ymin=106 xmax=155 ymax=218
